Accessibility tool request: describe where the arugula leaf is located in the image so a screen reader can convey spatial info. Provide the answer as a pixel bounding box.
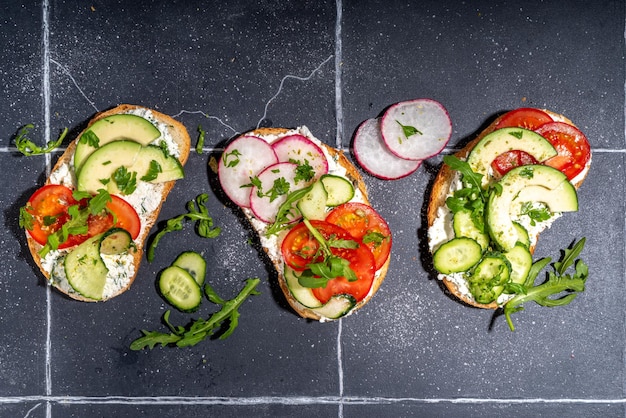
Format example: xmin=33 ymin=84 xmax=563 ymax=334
xmin=265 ymin=184 xmax=314 ymax=235
xmin=129 ymin=278 xmax=261 ymax=350
xmin=503 ymin=238 xmax=588 ymax=331
xmin=15 ymin=124 xmax=68 ymax=156
xmin=147 ymin=194 xmax=221 ymax=262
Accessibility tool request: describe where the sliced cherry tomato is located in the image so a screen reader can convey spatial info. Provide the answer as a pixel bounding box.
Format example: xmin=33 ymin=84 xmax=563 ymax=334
xmin=535 ymin=122 xmax=591 ymax=181
xmin=25 ymin=185 xmax=78 ymax=246
xmin=281 ymin=220 xmax=376 ymax=303
xmin=106 ymin=195 xmax=141 ymax=239
xmin=494 ymin=108 xmax=554 ymax=130
xmin=312 ymin=242 xmax=375 ymax=304
xmin=24 ymin=184 xmax=141 ymax=249
xmin=491 ymin=150 xmax=539 ymax=177
xmin=325 ymin=202 xmax=392 ymax=270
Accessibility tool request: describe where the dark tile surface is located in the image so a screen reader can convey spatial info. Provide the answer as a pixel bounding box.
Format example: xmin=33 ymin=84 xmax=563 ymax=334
xmin=1 ymin=1 xmax=623 ymax=417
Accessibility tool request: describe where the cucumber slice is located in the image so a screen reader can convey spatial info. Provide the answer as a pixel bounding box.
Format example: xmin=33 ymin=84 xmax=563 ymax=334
xmin=320 ymin=174 xmax=355 ymax=207
xmin=100 ymin=228 xmax=133 ymax=255
xmin=513 ymin=222 xmax=530 ymax=248
xmin=158 ymin=266 xmax=202 ymax=312
xmin=64 ymin=234 xmax=108 ymax=300
xmin=297 ymin=180 xmax=328 ymax=221
xmin=467 ymin=252 xmax=511 ymax=304
xmin=172 ymin=251 xmax=206 ymax=286
xmin=311 ymin=295 xmax=356 ymax=319
xmin=503 ymin=244 xmax=533 ymax=285
xmin=284 ymin=265 xmax=322 ymax=308
xmin=432 ymin=237 xmax=482 ymax=274
xmin=452 ymin=208 xmax=489 ymax=251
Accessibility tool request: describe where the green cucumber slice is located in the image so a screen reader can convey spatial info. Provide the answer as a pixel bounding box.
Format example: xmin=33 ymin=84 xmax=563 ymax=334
xmin=320 ymin=174 xmax=355 ymax=206
xmin=158 ymin=266 xmax=202 ymax=312
xmin=100 ymin=228 xmax=133 ymax=255
xmin=297 ymin=180 xmax=328 ymax=221
xmin=452 ymin=208 xmax=489 ymax=251
xmin=64 ymin=234 xmax=108 ymax=300
xmin=433 ymin=237 xmax=482 ymax=274
xmin=467 ymin=252 xmax=511 ymax=304
xmin=284 ymin=265 xmax=322 ymax=308
xmin=503 ymin=244 xmax=533 ymax=285
xmin=172 ymin=251 xmax=206 ymax=286
xmin=311 ymin=295 xmax=356 ymax=319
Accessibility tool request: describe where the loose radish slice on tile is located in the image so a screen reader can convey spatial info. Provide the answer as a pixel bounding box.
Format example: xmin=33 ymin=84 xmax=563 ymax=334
xmin=218 ymin=135 xmax=278 ymax=208
xmin=353 ymin=118 xmax=422 ymax=180
xmin=271 ymin=134 xmax=329 ymax=178
xmin=249 ymin=162 xmax=303 ymax=224
xmin=380 ymin=99 xmax=452 ymax=161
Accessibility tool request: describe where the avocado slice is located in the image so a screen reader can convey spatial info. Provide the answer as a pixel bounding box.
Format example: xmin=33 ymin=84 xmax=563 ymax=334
xmin=76 ymin=140 xmax=183 ymax=195
xmin=74 ymin=114 xmax=161 ymax=173
xmin=486 ymin=164 xmax=578 ymax=251
xmin=467 ymin=128 xmax=557 ymax=186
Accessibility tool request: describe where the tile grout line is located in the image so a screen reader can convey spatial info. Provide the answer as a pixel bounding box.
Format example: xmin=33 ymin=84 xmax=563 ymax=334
xmin=41 ymin=1 xmax=53 ymax=418
xmin=623 ymin=5 xmax=626 ymax=403
xmin=334 ymin=1 xmax=345 ymax=417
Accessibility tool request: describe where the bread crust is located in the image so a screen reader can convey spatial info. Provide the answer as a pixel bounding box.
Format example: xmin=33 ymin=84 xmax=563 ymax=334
xmin=238 ymin=127 xmax=388 ymax=321
xmin=427 ymin=109 xmax=591 ymax=309
xmin=26 ymin=104 xmax=191 ymax=301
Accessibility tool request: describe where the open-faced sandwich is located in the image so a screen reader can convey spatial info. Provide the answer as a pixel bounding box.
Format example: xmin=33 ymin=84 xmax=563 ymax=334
xmin=19 ymin=104 xmax=191 ymax=301
xmin=427 ymin=108 xmax=591 ymax=310
xmin=217 ymin=127 xmax=392 ymax=321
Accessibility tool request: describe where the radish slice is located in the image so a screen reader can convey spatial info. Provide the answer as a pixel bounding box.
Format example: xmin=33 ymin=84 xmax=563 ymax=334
xmin=271 ymin=134 xmax=329 ymax=179
xmin=218 ymin=135 xmax=278 ymax=208
xmin=249 ymin=162 xmax=305 ymax=224
xmin=380 ymin=98 xmax=452 ymax=161
xmin=353 ymin=118 xmax=421 ymax=180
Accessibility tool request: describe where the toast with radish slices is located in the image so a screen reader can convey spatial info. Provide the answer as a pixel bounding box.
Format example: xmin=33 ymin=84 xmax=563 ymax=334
xmin=20 ymin=105 xmax=191 ymax=302
xmin=218 ymin=126 xmax=392 ymax=321
xmin=426 ymin=108 xmax=591 ymax=310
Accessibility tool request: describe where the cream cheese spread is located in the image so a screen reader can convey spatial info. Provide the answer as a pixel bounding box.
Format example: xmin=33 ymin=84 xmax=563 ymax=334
xmin=41 ymin=109 xmax=178 ymax=299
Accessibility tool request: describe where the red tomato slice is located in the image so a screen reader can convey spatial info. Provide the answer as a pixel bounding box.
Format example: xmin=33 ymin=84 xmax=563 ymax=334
xmin=25 ymin=184 xmax=141 ymax=248
xmin=312 ymin=242 xmax=375 ymax=304
xmin=535 ymin=122 xmax=591 ymax=180
xmin=325 ymin=202 xmax=392 ymax=270
xmin=25 ymin=185 xmax=78 ymax=246
xmin=106 ymin=195 xmax=141 ymax=239
xmin=494 ymin=108 xmax=554 ymax=130
xmin=281 ymin=220 xmax=376 ymax=303
xmin=491 ymin=150 xmax=539 ymax=177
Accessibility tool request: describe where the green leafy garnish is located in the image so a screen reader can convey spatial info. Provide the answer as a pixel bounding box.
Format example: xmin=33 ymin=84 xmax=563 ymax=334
xmin=222 ymin=149 xmax=242 ymax=168
xmin=140 ymin=160 xmax=163 ymax=182
xmin=291 ymin=159 xmax=315 ymax=183
xmin=112 ymin=166 xmax=137 ymax=195
xmin=519 ymin=202 xmax=551 ymax=226
xmin=15 ymin=124 xmax=68 ymax=156
xmin=503 ymin=238 xmax=588 ymax=331
xmin=196 ymin=124 xmax=206 ymax=154
xmin=79 ymin=130 xmax=100 ymax=148
xmin=396 ymin=120 xmax=423 ymax=139
xmin=147 ymin=194 xmax=221 ymax=262
xmin=129 ymin=278 xmax=261 ymax=350
xmin=443 ymin=155 xmax=489 ymax=232
xmin=296 ymin=219 xmax=358 ymax=289
xmin=265 ymin=184 xmax=315 ymax=235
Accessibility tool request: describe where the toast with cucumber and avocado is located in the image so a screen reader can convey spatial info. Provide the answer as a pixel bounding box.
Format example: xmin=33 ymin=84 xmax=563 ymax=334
xmin=20 ymin=104 xmax=191 ymax=302
xmin=427 ymin=108 xmax=591 ymax=309
xmin=217 ymin=127 xmax=392 ymax=321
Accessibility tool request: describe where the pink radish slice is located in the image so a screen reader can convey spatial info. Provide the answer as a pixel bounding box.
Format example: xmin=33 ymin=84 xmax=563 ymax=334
xmin=249 ymin=162 xmax=305 ymax=224
xmin=380 ymin=98 xmax=452 ymax=161
xmin=353 ymin=118 xmax=421 ymax=180
xmin=218 ymin=135 xmax=278 ymax=208
xmin=271 ymin=134 xmax=329 ymax=179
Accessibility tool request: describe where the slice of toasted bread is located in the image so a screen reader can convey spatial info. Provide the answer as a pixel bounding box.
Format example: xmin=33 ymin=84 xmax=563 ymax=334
xmin=26 ymin=104 xmax=191 ymax=301
xmin=232 ymin=127 xmax=389 ymax=321
xmin=426 ymin=109 xmax=591 ymax=309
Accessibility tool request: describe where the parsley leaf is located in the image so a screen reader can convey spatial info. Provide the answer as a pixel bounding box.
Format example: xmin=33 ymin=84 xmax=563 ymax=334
xmin=112 ymin=166 xmax=137 ymax=195
xmin=196 ymin=124 xmax=206 ymax=154
xmin=140 ymin=160 xmax=163 ymax=182
xmin=396 ymin=120 xmax=423 ymax=139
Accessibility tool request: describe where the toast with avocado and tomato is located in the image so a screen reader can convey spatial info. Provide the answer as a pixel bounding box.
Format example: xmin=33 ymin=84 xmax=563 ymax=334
xmin=427 ymin=108 xmax=591 ymax=309
xmin=20 ymin=104 xmax=191 ymax=302
xmin=217 ymin=127 xmax=392 ymax=321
